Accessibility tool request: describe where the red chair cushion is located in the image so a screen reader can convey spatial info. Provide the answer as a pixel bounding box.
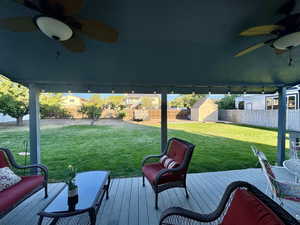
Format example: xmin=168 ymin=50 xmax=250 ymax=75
xmin=220 ymin=189 xmax=285 ymax=225
xmin=0 ymin=151 xmax=10 ymax=168
xmin=142 ymin=163 xmax=183 ymax=185
xmin=167 ymin=139 xmax=188 ymax=164
xmin=0 ymin=175 xmax=44 ymax=212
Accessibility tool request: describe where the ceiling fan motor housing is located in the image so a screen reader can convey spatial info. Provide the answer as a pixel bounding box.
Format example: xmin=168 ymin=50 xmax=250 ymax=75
xmin=35 ymin=16 xmax=73 ymax=41
xmin=273 ymin=31 xmax=300 ymax=50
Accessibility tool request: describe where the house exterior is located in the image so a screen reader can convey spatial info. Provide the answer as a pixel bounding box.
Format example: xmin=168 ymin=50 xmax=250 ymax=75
xmin=191 ymin=98 xmax=218 ymax=122
xmin=62 ymin=95 xmax=87 ymax=107
xmin=124 ymin=94 xmax=160 ymax=109
xmin=235 ymin=86 xmax=300 ymax=110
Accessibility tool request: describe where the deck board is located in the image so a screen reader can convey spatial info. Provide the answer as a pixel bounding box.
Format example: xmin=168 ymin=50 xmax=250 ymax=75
xmin=1 ymin=168 xmax=299 ymax=225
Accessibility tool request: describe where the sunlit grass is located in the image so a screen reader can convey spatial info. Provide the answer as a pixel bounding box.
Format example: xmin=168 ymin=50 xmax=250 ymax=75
xmin=0 ymin=122 xmax=285 ymax=182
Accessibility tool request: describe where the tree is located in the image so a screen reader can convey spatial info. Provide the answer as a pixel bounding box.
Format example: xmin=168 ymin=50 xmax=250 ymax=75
xmin=78 ymin=94 xmax=104 ymax=121
xmin=104 ymin=96 xmax=125 ymax=110
xmin=39 ymin=93 xmax=71 ymax=119
xmin=217 ymin=95 xmax=238 ymax=109
xmin=0 ymin=75 xmax=28 ymax=125
xmin=169 ymin=94 xmax=206 ymax=109
xmin=140 ymin=97 xmax=155 ymax=109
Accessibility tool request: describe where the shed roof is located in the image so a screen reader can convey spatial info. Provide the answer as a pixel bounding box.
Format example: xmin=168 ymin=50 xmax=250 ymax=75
xmin=1 ymin=0 xmax=300 ymax=94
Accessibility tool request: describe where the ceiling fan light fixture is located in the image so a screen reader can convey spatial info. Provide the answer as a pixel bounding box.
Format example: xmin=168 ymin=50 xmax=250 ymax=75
xmin=273 ymin=31 xmax=300 ymax=50
xmin=35 ymin=16 xmax=73 ymax=41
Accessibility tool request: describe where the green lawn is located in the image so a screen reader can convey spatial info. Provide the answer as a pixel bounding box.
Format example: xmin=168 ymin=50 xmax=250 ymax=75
xmin=0 ymin=122 xmax=286 ymax=182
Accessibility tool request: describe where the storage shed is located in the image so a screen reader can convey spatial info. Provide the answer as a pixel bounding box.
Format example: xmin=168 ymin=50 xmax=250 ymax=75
xmin=191 ymin=98 xmax=218 ymax=122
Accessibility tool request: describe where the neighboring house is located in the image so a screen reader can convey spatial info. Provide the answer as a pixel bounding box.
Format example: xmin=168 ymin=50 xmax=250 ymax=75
xmin=62 ymin=95 xmax=87 ymax=107
xmin=191 ymin=98 xmax=218 ymax=122
xmin=235 ymin=85 xmax=300 ymax=110
xmin=124 ymin=94 xmax=160 ymax=109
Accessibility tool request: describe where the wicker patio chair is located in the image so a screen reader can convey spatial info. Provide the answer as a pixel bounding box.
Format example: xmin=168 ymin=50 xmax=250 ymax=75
xmin=0 ymin=147 xmax=48 ymax=218
xmin=159 ymin=181 xmax=300 ymax=225
xmin=251 ymin=146 xmax=300 ymax=203
xmin=142 ymin=137 xmax=195 ymax=209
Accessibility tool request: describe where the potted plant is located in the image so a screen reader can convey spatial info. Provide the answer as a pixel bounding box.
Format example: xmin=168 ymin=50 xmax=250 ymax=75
xmin=65 ymin=165 xmax=78 ymax=198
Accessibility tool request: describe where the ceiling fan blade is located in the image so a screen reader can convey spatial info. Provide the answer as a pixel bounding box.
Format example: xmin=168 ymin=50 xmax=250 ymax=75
xmin=61 ymin=34 xmax=85 ymax=53
xmin=239 ymin=25 xmax=284 ymax=36
xmin=277 ymin=0 xmax=296 ymax=15
xmin=235 ymin=42 xmax=267 ymax=57
xmin=47 ymin=0 xmax=84 ymax=15
xmin=0 ymin=17 xmax=36 ymax=32
xmin=77 ymin=19 xmax=118 ymax=43
xmin=15 ymin=0 xmax=43 ymax=12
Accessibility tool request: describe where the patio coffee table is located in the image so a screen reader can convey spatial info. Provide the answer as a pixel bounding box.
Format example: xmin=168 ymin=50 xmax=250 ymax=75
xmin=38 ymin=171 xmax=110 ymax=225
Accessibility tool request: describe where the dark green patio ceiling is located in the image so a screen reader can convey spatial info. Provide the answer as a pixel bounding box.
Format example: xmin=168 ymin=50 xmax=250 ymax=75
xmin=1 ymin=0 xmax=300 ymax=94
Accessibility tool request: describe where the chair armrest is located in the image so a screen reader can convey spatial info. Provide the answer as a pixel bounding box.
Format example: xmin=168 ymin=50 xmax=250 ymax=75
xmin=160 ymin=207 xmax=216 ymax=225
xmin=16 ymin=164 xmax=48 ymax=181
xmin=142 ymin=154 xmax=164 ymax=167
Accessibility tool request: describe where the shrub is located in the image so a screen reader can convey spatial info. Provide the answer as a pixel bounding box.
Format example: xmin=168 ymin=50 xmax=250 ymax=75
xmin=40 ymin=104 xmax=71 ymax=119
xmin=117 ymin=111 xmax=126 ymax=119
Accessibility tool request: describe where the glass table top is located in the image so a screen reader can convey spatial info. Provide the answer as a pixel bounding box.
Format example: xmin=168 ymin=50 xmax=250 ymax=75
xmin=44 ymin=171 xmax=110 ymax=213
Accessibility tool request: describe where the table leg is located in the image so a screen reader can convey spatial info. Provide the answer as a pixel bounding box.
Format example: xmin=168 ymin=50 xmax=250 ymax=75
xmin=105 ymin=175 xmax=111 ymax=199
xmin=89 ymin=209 xmax=97 ymax=225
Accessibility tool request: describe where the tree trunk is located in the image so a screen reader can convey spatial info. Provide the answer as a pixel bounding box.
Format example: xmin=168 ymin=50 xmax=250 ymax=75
xmin=16 ymin=116 xmax=23 ymax=126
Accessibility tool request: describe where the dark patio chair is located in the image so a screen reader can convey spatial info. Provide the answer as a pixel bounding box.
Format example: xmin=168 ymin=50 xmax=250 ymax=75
xmin=0 ymin=148 xmax=48 ymax=218
xmin=160 ymin=181 xmax=300 ymax=225
xmin=142 ymin=137 xmax=195 ymax=209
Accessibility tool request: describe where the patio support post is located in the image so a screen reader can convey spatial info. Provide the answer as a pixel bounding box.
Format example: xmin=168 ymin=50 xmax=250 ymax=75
xmin=29 ymin=84 xmax=41 ymax=173
xmin=161 ymin=92 xmax=168 ymax=152
xmin=277 ymin=86 xmax=287 ymax=166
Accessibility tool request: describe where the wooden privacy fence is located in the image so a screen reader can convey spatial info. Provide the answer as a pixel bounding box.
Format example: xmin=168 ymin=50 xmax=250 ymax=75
xmin=219 ymin=110 xmax=300 ymax=131
xmin=124 ymin=109 xmax=188 ymax=121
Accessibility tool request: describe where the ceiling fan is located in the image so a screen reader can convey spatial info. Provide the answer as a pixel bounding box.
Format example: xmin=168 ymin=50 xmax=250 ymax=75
xmin=235 ymin=0 xmax=300 ymax=61
xmin=0 ymin=0 xmax=118 ymax=52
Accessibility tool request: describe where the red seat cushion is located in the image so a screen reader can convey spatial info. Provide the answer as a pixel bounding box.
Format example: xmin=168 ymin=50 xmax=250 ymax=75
xmin=0 ymin=175 xmax=44 ymax=212
xmin=0 ymin=151 xmax=10 ymax=168
xmin=142 ymin=163 xmax=184 ymax=185
xmin=220 ymin=189 xmax=285 ymax=225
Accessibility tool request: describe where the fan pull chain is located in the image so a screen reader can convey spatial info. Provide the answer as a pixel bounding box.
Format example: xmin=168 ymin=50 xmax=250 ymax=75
xmin=56 ymin=51 xmax=61 ymax=60
xmin=288 ymin=48 xmax=294 ymax=66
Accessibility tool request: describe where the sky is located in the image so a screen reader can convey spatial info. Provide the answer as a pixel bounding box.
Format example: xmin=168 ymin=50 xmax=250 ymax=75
xmin=71 ymin=93 xmax=224 ymax=101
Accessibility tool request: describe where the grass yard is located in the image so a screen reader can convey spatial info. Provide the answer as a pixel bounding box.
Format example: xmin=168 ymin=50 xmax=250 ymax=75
xmin=0 ymin=121 xmax=285 ymax=182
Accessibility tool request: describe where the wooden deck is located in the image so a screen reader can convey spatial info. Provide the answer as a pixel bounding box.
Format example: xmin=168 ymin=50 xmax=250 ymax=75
xmin=1 ymin=168 xmax=299 ymax=225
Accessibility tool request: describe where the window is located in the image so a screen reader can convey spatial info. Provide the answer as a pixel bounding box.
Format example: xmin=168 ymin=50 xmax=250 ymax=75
xmin=266 ymin=94 xmax=297 ymax=110
xmin=238 ymin=101 xmax=244 ymax=110
xmin=287 ymin=95 xmax=296 ymax=110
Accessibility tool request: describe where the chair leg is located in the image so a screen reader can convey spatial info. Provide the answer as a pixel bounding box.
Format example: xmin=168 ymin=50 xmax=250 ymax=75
xmin=142 ymin=175 xmax=145 ymax=187
xmin=44 ymin=184 xmax=48 ymax=198
xmin=184 ymin=187 xmax=189 ymax=198
xmin=155 ymin=192 xmax=158 ymax=209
